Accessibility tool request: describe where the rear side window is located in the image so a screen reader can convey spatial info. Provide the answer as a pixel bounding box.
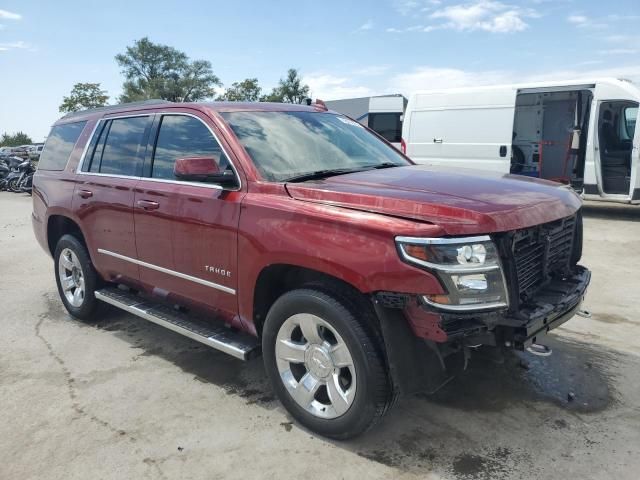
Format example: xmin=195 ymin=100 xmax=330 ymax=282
xmin=151 ymin=115 xmax=229 ymax=180
xmin=368 ymin=113 xmax=402 ymax=143
xmin=83 ymin=116 xmax=149 ymax=176
xmin=38 ymin=121 xmax=87 ymax=170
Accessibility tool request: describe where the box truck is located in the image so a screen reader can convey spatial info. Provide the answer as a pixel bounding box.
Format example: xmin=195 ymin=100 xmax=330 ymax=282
xmin=402 ymin=78 xmax=640 ymax=204
xmin=325 ymin=94 xmax=407 ymax=149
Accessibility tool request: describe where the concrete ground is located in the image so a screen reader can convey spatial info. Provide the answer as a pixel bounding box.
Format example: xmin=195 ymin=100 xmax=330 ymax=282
xmin=1 ymin=191 xmax=639 ymax=480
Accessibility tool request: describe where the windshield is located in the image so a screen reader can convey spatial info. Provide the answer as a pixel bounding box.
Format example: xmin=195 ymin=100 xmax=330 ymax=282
xmin=220 ymin=111 xmax=410 ymax=182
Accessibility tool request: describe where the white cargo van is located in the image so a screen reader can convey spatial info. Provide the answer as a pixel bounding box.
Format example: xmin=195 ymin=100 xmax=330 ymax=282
xmin=324 ymin=94 xmax=407 ymax=149
xmin=402 ymin=78 xmax=640 ymax=204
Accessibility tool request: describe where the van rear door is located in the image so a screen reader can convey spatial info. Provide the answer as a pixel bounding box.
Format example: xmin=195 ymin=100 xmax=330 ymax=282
xmin=404 ymin=87 xmax=516 ymax=173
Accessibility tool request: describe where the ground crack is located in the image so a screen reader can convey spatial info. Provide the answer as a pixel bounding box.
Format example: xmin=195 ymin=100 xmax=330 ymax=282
xmin=34 ymin=314 xmax=134 ymax=441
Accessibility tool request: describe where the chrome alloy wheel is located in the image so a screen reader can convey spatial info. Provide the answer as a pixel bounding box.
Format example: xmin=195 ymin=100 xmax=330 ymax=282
xmin=275 ymin=313 xmax=356 ymax=419
xmin=58 ymin=248 xmax=85 ymax=307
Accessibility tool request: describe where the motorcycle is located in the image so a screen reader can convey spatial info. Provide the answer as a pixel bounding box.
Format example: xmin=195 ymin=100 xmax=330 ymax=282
xmin=19 ymin=167 xmax=35 ymax=194
xmin=5 ymin=159 xmax=35 ymax=193
xmin=0 ymin=160 xmax=10 ymax=191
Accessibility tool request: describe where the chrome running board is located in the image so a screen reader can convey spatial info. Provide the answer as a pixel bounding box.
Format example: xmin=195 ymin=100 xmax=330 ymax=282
xmin=95 ymin=287 xmax=260 ymax=360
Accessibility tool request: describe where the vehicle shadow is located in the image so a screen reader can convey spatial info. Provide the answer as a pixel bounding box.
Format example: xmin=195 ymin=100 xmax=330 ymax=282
xmin=582 ymin=201 xmax=640 ymax=222
xmin=62 ymin=301 xmax=636 ymax=479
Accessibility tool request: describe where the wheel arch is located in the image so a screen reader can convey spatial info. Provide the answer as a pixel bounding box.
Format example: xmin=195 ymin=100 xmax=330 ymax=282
xmin=251 ymin=263 xmax=378 ymax=338
xmin=46 ymin=214 xmax=87 ymax=256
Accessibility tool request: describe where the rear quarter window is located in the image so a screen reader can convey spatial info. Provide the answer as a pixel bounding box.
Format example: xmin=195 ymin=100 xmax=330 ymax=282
xmin=38 ymin=121 xmax=87 ymax=171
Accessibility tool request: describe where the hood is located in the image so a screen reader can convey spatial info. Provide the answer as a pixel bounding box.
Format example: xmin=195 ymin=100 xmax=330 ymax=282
xmin=285 ymin=165 xmax=582 ymax=236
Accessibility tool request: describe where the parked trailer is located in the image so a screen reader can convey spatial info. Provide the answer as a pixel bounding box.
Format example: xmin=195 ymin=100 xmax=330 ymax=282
xmin=324 ymin=94 xmax=407 ymax=149
xmin=402 ymin=78 xmax=640 ymax=204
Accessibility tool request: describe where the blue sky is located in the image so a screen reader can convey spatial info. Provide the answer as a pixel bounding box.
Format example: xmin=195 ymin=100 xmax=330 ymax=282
xmin=1 ymin=0 xmax=639 ymax=140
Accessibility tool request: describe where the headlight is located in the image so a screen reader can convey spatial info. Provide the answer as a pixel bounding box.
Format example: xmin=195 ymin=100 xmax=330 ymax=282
xmin=396 ymin=235 xmax=509 ymax=311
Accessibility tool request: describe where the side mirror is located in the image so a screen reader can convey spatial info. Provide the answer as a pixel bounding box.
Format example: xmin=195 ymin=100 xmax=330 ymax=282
xmin=174 ymin=157 xmax=236 ymax=185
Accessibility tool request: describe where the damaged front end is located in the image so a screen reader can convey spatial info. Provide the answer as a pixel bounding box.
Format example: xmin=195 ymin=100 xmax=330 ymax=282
xmin=375 ymin=210 xmax=590 ymax=395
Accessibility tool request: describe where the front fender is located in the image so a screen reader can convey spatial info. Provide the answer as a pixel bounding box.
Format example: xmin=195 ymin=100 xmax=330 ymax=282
xmin=236 ymin=193 xmax=446 ymax=331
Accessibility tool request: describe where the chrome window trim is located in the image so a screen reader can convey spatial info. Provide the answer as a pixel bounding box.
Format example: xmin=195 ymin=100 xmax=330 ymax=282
xmin=75 ymin=113 xmax=150 ymax=174
xmin=97 ymin=248 xmax=236 ymax=295
xmin=75 ymin=111 xmax=242 ymax=191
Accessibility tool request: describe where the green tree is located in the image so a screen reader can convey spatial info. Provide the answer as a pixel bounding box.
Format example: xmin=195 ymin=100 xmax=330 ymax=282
xmin=0 ymin=132 xmax=33 ymax=147
xmin=260 ymin=68 xmax=310 ymax=103
xmin=115 ymin=37 xmax=221 ymax=103
xmin=59 ymin=82 xmax=109 ymax=113
xmin=217 ymin=78 xmax=262 ymax=102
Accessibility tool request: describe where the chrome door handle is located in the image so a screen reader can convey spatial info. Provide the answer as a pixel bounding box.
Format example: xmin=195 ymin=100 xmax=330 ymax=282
xmin=77 ymin=189 xmax=93 ymax=199
xmin=433 ymin=138 xmax=443 ymax=143
xmin=137 ymin=199 xmax=160 ymax=211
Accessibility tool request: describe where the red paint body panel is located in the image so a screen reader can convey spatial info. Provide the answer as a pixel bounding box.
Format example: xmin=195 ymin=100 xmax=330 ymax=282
xmin=33 ymin=101 xmax=584 ymax=344
xmin=286 ymin=165 xmax=582 ymax=235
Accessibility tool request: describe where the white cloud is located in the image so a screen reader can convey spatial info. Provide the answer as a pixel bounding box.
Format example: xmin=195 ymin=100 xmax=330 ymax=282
xmin=567 ymin=14 xmax=588 ymax=25
xmin=566 ymin=14 xmax=607 ymax=29
xmin=391 ymin=66 xmax=510 ymax=92
xmin=352 ymin=65 xmax=391 ymax=76
xmin=0 ymin=9 xmax=21 ymax=20
xmin=303 ymin=73 xmax=375 ymax=100
xmin=0 ymin=41 xmax=29 ymax=52
xmin=357 ymin=19 xmax=374 ymax=31
xmin=429 ymin=1 xmax=536 ymax=33
xmin=605 ymin=34 xmax=640 ymax=44
xmin=607 ymin=14 xmax=640 ymax=21
xmin=389 ymin=64 xmax=640 ymax=95
xmin=597 ymin=48 xmax=638 ymax=56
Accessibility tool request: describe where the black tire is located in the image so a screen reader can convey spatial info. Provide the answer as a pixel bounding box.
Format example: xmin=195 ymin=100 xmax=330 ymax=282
xmin=54 ymin=234 xmax=103 ymax=321
xmin=262 ymin=288 xmax=393 ymax=439
xmin=8 ymin=177 xmax=20 ymax=192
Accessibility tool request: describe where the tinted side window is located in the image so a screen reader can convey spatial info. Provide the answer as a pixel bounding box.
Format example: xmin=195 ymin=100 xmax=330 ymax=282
xmin=152 ymin=115 xmax=229 ymax=180
xmin=98 ymin=117 xmax=149 ymax=176
xmin=368 ymin=113 xmax=402 ymax=143
xmin=38 ymin=121 xmax=87 ymax=170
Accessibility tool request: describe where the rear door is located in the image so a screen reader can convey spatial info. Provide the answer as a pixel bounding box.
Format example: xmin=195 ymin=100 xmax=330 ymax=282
xmin=74 ymin=114 xmax=152 ymax=283
xmin=133 ymin=112 xmax=243 ymax=318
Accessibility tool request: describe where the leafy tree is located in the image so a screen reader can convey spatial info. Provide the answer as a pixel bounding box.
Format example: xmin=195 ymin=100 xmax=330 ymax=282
xmin=217 ymin=78 xmax=262 ymax=102
xmin=59 ymin=82 xmax=109 ymax=113
xmin=0 ymin=132 xmax=33 ymax=147
xmin=260 ymin=68 xmax=310 ymax=103
xmin=259 ymin=87 xmax=284 ymax=103
xmin=115 ymin=37 xmax=221 ymax=103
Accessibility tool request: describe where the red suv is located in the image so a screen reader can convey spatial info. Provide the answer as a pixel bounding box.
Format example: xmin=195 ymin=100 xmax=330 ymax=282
xmin=33 ymin=100 xmax=590 ymax=438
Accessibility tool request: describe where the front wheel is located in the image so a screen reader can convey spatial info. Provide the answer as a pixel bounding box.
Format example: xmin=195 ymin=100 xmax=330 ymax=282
xmin=262 ymin=288 xmax=393 ymax=439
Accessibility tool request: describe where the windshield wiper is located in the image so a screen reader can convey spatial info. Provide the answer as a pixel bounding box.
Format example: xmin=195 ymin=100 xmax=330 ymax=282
xmin=283 ymin=163 xmax=402 ymax=183
xmin=368 ymin=162 xmax=401 ymax=169
xmin=283 ymin=168 xmax=364 ymax=183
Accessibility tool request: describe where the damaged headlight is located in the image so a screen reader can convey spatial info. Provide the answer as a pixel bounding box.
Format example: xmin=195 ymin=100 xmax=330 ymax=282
xmin=395 ymin=235 xmax=509 ymax=311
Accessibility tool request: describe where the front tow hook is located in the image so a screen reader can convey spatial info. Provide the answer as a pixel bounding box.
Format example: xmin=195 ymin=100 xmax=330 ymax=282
xmin=526 ymin=343 xmax=552 ymax=357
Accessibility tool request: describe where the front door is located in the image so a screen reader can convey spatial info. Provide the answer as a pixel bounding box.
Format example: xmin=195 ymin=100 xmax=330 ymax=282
xmin=74 ymin=114 xmax=152 ymax=283
xmin=133 ymin=112 xmax=243 ymax=320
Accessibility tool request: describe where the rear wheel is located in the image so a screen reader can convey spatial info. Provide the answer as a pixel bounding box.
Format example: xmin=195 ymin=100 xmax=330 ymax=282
xmin=262 ymin=288 xmax=393 ymax=439
xmin=54 ymin=234 xmax=102 ymax=321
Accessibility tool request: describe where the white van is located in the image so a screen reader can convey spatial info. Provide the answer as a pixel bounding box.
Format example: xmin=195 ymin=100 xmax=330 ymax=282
xmin=324 ymin=94 xmax=407 ymax=149
xmin=402 ymin=78 xmax=640 ymax=204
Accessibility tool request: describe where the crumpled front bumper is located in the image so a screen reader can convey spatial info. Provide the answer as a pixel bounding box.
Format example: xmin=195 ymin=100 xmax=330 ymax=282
xmin=501 ymin=265 xmax=591 ymax=349
xmin=434 ymin=265 xmax=591 ymax=350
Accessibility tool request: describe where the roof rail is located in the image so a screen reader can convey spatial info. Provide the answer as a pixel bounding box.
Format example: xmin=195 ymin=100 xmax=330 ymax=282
xmin=61 ymin=99 xmax=174 ymax=119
